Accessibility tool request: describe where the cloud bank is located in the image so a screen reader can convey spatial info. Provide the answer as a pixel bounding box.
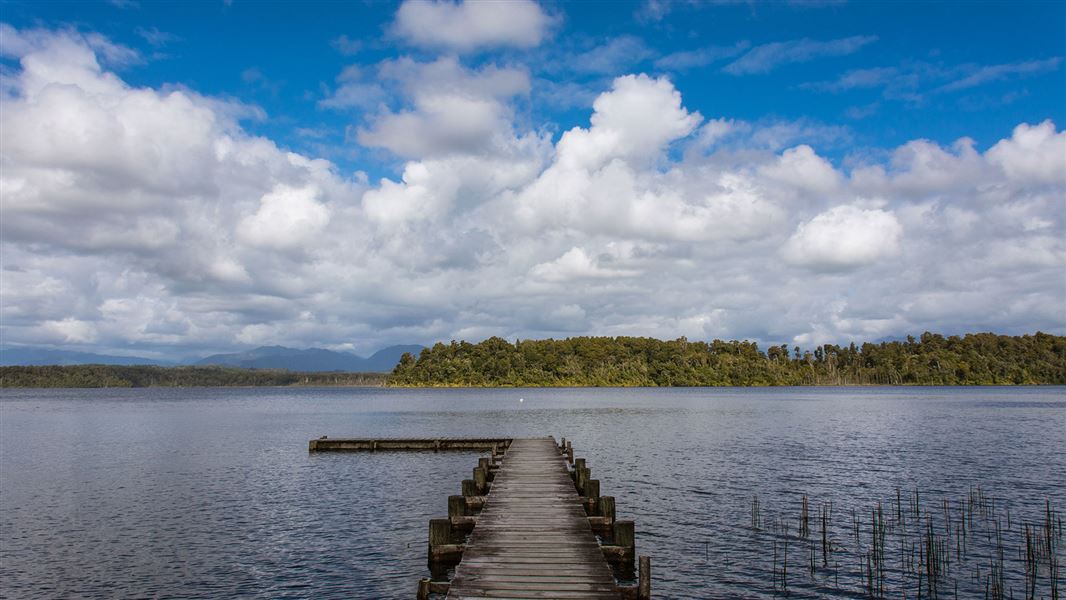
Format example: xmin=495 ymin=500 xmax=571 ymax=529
xmin=1 ymin=25 xmax=1063 ymax=359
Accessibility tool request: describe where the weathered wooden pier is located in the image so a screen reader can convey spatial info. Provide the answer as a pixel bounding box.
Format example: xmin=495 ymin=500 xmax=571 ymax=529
xmin=309 ymin=436 xmax=650 ymax=599
xmin=309 ymin=437 xmax=511 ymax=452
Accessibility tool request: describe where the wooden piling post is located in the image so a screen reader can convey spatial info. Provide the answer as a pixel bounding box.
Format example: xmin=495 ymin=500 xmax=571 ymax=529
xmin=614 ymin=519 xmax=635 ymax=554
xmin=429 ymin=518 xmax=451 ymax=549
xmin=571 ymin=463 xmax=586 ymax=487
xmin=600 ymin=496 xmax=616 ymax=522
xmin=588 ymin=490 xmax=611 ymax=534
xmin=586 ymin=479 xmax=600 ymax=499
xmin=576 ymin=466 xmax=590 ymax=495
xmin=638 ymin=555 xmax=651 ymax=599
xmin=584 ymin=479 xmax=600 ymax=514
xmin=479 ymin=457 xmax=495 ymax=481
xmin=417 ymin=577 xmax=430 ymax=600
xmin=462 ymin=479 xmax=478 ymax=497
xmin=473 ymin=466 xmax=488 ymax=494
xmin=448 ymin=495 xmax=466 ymax=518
xmin=429 ymin=518 xmax=464 ymax=563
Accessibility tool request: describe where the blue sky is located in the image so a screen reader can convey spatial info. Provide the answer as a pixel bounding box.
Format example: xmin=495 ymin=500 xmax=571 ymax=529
xmin=7 ymin=1 xmax=1063 ymax=176
xmin=1 ymin=0 xmax=1064 ymax=359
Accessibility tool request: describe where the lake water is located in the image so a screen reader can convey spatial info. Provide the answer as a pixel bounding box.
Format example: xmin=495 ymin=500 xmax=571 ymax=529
xmin=1 ymin=386 xmax=1064 ymax=599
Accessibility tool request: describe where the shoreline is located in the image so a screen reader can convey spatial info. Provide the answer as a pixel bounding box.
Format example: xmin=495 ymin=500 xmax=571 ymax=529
xmin=4 ymin=382 xmax=1063 ymax=390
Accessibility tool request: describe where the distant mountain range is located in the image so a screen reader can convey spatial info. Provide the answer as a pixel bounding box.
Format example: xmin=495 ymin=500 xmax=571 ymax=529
xmin=0 ymin=347 xmax=174 ymax=367
xmin=0 ymin=344 xmax=424 ymax=373
xmin=194 ymin=345 xmax=424 ymax=372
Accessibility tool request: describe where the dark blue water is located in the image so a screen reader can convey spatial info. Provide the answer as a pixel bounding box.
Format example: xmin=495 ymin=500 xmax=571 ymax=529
xmin=1 ymin=387 xmax=1064 ymax=599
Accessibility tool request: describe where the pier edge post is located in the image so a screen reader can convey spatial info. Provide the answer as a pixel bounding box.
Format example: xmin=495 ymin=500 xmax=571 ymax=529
xmin=576 ymin=467 xmax=590 ymax=495
xmin=638 ymin=555 xmax=651 ymax=599
xmin=448 ymin=495 xmax=466 ymax=518
xmin=600 ymin=496 xmax=616 ymax=522
xmin=429 ymin=518 xmax=450 ymax=550
xmin=585 ymin=479 xmax=600 ymax=514
xmin=462 ymin=479 xmax=478 ymax=497
xmin=614 ymin=519 xmax=635 ymax=555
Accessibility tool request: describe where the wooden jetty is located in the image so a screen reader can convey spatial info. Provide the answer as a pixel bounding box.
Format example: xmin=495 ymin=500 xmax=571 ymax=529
xmin=308 ymin=437 xmax=512 ymax=452
xmin=422 ymin=437 xmax=650 ymax=599
xmin=307 ymin=435 xmax=650 ymax=598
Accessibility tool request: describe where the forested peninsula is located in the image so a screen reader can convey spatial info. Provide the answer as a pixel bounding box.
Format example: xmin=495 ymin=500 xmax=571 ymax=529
xmin=2 ymin=332 xmax=1063 ymax=388
xmin=389 ymin=332 xmax=1066 ymax=387
xmin=0 ymin=365 xmax=386 ymax=388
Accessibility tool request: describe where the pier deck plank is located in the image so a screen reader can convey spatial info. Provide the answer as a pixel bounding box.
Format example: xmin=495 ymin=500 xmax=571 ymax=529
xmin=447 ymin=438 xmax=620 ymax=600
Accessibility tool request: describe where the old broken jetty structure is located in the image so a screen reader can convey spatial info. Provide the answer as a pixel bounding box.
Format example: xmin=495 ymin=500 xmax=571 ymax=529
xmin=309 ymin=436 xmax=651 ymax=599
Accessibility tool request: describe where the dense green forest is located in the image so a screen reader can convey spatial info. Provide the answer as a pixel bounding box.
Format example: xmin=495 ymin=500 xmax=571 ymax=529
xmin=389 ymin=332 xmax=1066 ymax=387
xmin=0 ymin=365 xmax=386 ymax=388
xmin=4 ymin=332 xmax=1063 ymax=388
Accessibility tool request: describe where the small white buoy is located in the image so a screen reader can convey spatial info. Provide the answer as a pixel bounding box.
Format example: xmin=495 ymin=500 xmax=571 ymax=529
xmin=519 ymin=398 xmax=524 ymax=403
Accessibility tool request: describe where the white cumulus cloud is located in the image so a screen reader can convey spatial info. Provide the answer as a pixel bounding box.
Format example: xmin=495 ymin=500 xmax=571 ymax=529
xmin=392 ymin=0 xmax=552 ymax=53
xmin=556 ymin=74 xmax=702 ymax=170
xmin=784 ymin=206 xmax=903 ymax=271
xmin=237 ymin=185 xmax=331 ymax=251
xmin=986 ymin=120 xmax=1066 ymax=183
xmin=530 ymin=247 xmax=640 ymax=282
xmin=357 ymin=57 xmax=532 ymax=158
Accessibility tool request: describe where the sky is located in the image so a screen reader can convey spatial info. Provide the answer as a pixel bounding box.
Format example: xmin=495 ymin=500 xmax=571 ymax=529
xmin=1 ymin=0 xmax=1064 ymax=361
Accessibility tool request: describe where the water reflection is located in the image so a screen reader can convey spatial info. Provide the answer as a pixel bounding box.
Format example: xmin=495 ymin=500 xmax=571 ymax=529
xmin=1 ymin=386 xmax=1063 ymax=598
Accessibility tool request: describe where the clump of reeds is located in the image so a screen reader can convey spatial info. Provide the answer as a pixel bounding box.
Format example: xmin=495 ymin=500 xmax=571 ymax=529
xmin=800 ymin=494 xmax=810 ymax=538
xmin=750 ymin=489 xmax=1060 ymax=600
xmin=821 ymin=500 xmax=833 ymax=567
xmin=921 ymin=514 xmax=951 ymax=598
xmin=897 ymin=488 xmax=903 ymax=525
xmin=1022 ymin=499 xmax=1062 ymax=600
xmin=865 ymin=501 xmax=886 ymax=597
xmin=1050 ymin=551 xmax=1059 ymax=600
xmin=773 ymin=538 xmax=789 ymax=593
xmin=986 ymin=516 xmax=1006 ymax=600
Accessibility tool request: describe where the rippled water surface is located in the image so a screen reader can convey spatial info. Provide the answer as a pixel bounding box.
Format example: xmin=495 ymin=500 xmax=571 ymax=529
xmin=2 ymin=387 xmax=1064 ymax=599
